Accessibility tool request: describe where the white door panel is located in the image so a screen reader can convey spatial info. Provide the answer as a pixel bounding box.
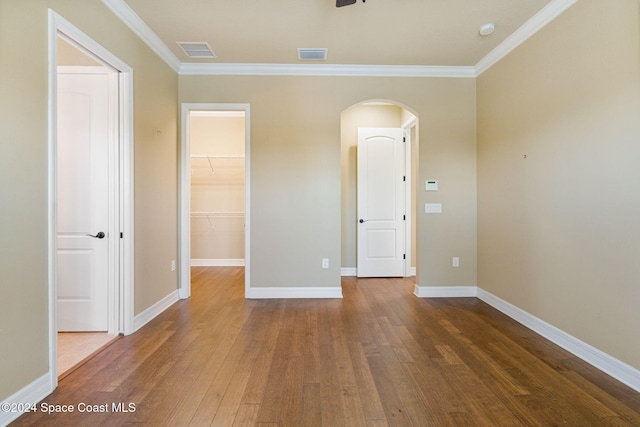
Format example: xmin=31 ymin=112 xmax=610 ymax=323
xmin=357 ymin=128 xmax=405 ymax=277
xmin=366 ymin=229 xmax=398 ymax=258
xmin=57 ymin=72 xmax=111 ymax=331
xmin=57 ymin=245 xmax=107 ymax=330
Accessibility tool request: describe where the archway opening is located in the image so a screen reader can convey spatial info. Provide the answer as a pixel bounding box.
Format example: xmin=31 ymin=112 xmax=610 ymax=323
xmin=340 ymin=100 xmax=419 ymax=278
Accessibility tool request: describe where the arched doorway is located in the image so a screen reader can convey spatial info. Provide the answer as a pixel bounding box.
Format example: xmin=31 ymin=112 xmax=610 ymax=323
xmin=340 ymin=100 xmax=418 ymax=278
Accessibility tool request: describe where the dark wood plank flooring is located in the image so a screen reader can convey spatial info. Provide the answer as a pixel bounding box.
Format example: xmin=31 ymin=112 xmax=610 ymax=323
xmin=12 ymin=267 xmax=640 ymax=426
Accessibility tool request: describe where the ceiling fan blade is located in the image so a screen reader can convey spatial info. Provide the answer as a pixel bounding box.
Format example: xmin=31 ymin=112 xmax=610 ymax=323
xmin=336 ymin=0 xmax=356 ymax=7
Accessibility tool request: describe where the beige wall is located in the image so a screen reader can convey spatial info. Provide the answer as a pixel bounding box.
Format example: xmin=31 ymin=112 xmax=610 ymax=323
xmin=0 ymin=0 xmax=178 ymax=400
xmin=477 ymin=0 xmax=640 ymax=370
xmin=179 ymin=75 xmax=477 ymax=288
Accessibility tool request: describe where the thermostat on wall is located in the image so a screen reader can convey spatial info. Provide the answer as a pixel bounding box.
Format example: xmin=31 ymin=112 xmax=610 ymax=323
xmin=425 ymin=180 xmax=438 ymax=191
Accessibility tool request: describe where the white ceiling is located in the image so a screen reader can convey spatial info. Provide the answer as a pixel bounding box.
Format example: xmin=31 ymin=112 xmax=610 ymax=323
xmin=104 ymin=0 xmax=577 ymax=76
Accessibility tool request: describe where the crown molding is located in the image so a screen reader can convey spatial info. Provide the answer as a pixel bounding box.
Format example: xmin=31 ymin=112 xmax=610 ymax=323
xmin=99 ymin=0 xmax=473 ymax=78
xmin=101 ymin=0 xmax=181 ymax=72
xmin=103 ymin=0 xmax=576 ymax=78
xmin=179 ymin=62 xmax=476 ymax=78
xmin=474 ymin=0 xmax=579 ymax=76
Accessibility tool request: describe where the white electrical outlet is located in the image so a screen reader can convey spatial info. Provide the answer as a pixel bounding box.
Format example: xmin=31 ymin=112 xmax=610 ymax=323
xmin=171 ymin=260 xmax=176 ymax=271
xmin=322 ymin=258 xmax=329 ymax=269
xmin=452 ymin=257 xmax=459 ymax=267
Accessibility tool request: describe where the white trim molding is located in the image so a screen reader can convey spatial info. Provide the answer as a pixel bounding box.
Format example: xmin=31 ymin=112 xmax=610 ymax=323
xmin=0 ymin=374 xmax=52 ymax=426
xmin=477 ymin=288 xmax=640 ymax=393
xmin=341 ymin=268 xmax=358 ymax=277
xmin=191 ymin=259 xmax=245 ymax=267
xmin=246 ymin=287 xmax=343 ymax=299
xmin=474 ymin=0 xmax=579 ymax=75
xmin=101 ymin=0 xmax=181 ymax=72
xmin=133 ymin=290 xmax=179 ymax=332
xmin=179 ymin=63 xmax=476 ymax=78
xmin=413 ymin=285 xmax=478 ymax=298
xmin=341 ymin=267 xmax=416 ymax=277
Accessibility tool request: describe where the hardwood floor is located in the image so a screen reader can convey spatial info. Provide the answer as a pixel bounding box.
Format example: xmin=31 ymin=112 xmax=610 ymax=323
xmin=12 ymin=267 xmax=640 ymax=426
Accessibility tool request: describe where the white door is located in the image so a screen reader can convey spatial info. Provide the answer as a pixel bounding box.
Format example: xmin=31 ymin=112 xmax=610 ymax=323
xmin=357 ymin=128 xmax=406 ymax=277
xmin=57 ymin=71 xmax=113 ymax=331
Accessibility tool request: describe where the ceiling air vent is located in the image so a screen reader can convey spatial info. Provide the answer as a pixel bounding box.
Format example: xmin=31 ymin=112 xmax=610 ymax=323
xmin=177 ymin=42 xmax=216 ymax=58
xmin=298 ymin=48 xmax=328 ymax=61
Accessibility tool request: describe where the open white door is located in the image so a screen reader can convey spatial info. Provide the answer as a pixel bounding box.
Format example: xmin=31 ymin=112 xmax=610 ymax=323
xmin=57 ymin=71 xmax=113 ymax=331
xmin=357 ymin=128 xmax=406 ymax=277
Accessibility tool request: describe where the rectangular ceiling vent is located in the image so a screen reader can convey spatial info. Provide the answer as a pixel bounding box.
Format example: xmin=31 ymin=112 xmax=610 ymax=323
xmin=298 ymin=48 xmax=328 ymax=61
xmin=177 ymin=42 xmax=216 ymax=58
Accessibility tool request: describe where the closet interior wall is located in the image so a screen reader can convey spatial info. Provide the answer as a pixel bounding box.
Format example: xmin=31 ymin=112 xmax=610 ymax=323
xmin=190 ymin=113 xmax=245 ymax=266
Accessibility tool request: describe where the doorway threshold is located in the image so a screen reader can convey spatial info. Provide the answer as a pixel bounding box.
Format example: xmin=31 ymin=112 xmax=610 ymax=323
xmin=58 ymin=332 xmax=119 ymax=380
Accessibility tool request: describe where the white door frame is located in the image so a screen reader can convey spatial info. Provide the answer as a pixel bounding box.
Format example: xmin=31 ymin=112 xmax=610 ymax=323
xmin=179 ymin=103 xmax=251 ymax=299
xmin=402 ymin=115 xmax=417 ymax=276
xmin=48 ymin=10 xmax=135 ymax=388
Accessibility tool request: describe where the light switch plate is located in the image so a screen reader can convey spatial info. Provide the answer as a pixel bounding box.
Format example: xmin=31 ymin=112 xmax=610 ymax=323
xmin=425 ymin=203 xmax=442 ymax=213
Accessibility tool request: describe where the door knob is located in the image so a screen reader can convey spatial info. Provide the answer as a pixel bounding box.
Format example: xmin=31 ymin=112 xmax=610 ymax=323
xmin=87 ymin=232 xmax=106 ymax=239
xmin=359 ymin=219 xmax=368 ymax=223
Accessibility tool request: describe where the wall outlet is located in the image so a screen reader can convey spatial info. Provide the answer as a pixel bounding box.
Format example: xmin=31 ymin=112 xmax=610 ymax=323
xmin=171 ymin=260 xmax=176 ymax=271
xmin=452 ymin=257 xmax=459 ymax=267
xmin=322 ymin=258 xmax=329 ymax=269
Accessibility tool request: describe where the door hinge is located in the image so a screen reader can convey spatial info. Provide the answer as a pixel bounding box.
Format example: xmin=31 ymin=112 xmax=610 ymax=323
xmin=403 ymin=137 xmax=406 ymax=142
xmin=403 ymin=176 xmax=406 ymax=182
xmin=403 ymin=254 xmax=406 ymax=260
xmin=403 ymin=215 xmax=406 ymax=220
xmin=120 ymin=232 xmax=123 ymax=238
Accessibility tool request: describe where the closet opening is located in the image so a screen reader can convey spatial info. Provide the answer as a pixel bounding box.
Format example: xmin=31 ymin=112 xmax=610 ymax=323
xmin=179 ymin=104 xmax=251 ymax=299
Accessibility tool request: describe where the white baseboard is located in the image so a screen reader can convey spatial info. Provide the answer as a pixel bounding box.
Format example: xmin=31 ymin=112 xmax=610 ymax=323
xmin=341 ymin=267 xmax=416 ymax=277
xmin=191 ymin=259 xmax=245 ymax=267
xmin=413 ymin=285 xmax=477 ymax=298
xmin=133 ymin=290 xmax=179 ymax=333
xmin=246 ymin=286 xmax=343 ymax=299
xmin=476 ymin=288 xmax=640 ymax=393
xmin=0 ymin=373 xmax=52 ymax=426
xmin=341 ymin=267 xmax=357 ymax=276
